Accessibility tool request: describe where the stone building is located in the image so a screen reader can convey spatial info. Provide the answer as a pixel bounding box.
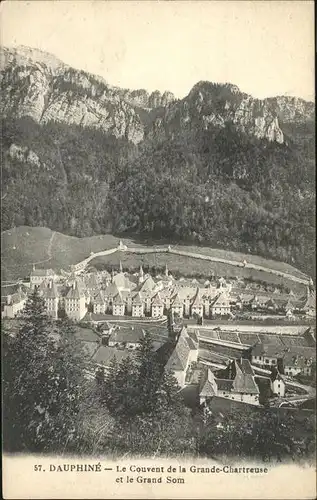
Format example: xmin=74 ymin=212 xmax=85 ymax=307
xmin=30 ymin=268 xmax=56 ymax=289
xmin=2 ymin=287 xmax=27 ymax=318
xmin=199 ymin=359 xmax=260 ymax=406
xmin=64 ymin=280 xmax=86 ymax=321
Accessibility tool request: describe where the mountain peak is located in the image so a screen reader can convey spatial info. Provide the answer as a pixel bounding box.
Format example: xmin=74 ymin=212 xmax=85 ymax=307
xmin=0 ymin=45 xmax=314 ymax=146
xmin=0 ymin=45 xmax=65 ymax=72
xmin=191 ymin=81 xmax=242 ymax=94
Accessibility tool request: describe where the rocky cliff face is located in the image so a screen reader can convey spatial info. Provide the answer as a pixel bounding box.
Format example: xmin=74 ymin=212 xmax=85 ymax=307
xmin=1 ymin=46 xmax=314 ymax=145
xmin=147 ymin=82 xmax=314 ymax=144
xmin=0 ymin=46 xmax=176 ymax=144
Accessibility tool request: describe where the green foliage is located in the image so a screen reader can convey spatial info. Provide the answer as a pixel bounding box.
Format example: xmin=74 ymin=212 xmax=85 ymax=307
xmin=1 ymin=115 xmax=315 ymax=278
xmin=2 ymin=295 xmax=315 ymax=461
xmin=199 ymin=409 xmax=316 ymax=462
xmin=2 ymin=289 xmax=86 ymax=453
xmin=97 ymin=333 xmax=197 ymax=456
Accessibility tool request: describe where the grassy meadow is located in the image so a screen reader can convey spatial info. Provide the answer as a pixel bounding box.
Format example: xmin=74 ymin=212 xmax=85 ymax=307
xmin=1 ymin=226 xmax=308 ymax=294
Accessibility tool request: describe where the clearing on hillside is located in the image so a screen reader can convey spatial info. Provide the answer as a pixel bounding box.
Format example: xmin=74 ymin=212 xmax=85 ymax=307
xmin=1 ymin=226 xmax=309 ymax=295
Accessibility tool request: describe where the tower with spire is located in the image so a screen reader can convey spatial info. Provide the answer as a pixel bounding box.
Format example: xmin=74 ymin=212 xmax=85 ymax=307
xmin=119 ymin=260 xmax=123 ymax=273
xmin=138 ymin=265 xmax=144 ymax=284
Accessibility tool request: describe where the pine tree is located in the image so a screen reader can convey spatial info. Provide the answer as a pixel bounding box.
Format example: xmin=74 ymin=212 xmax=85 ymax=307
xmin=97 ymin=331 xmax=197 ymax=456
xmin=103 ymin=356 xmax=139 ymax=420
xmin=135 ymin=332 xmax=162 ymax=413
xmin=3 ymin=289 xmax=86 ymax=453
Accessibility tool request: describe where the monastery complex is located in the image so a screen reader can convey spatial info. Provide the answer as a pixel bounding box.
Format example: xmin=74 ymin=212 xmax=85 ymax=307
xmin=2 ymin=259 xmax=315 ymax=322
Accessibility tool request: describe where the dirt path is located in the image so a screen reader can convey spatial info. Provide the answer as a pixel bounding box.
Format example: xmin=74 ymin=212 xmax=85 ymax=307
xmin=32 ymin=230 xmax=56 ymax=266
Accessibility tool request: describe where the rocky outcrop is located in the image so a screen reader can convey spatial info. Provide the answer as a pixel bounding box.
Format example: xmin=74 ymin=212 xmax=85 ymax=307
xmin=8 ymin=144 xmax=40 ymax=165
xmin=0 ymin=46 xmax=176 ymax=144
xmin=147 ymin=82 xmax=313 ymax=144
xmin=1 ymin=47 xmax=314 ymax=145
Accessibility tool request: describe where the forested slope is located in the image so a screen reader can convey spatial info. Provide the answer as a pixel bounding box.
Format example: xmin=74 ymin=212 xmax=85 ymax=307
xmin=2 ymin=116 xmax=315 ymax=278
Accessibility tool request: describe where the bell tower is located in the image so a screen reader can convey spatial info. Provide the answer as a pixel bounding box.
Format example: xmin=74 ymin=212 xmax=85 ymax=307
xmin=139 ymin=265 xmax=144 ymax=284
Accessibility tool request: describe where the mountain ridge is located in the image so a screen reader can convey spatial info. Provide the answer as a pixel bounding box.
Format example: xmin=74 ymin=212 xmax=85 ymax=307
xmin=1 ymin=45 xmax=314 ymax=144
xmin=1 ymin=45 xmax=315 ymax=280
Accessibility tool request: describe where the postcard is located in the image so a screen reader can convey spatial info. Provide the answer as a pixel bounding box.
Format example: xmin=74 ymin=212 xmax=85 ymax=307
xmin=1 ymin=1 xmax=315 ymax=498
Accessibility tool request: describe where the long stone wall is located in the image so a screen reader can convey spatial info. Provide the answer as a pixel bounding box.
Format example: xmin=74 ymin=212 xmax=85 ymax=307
xmin=72 ymin=248 xmax=118 ymax=272
xmin=72 ymin=243 xmax=310 ymax=286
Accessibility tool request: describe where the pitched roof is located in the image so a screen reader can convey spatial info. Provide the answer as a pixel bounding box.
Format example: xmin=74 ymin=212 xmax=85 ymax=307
xmin=178 ymin=328 xmax=198 ymax=350
xmin=176 ymin=286 xmax=197 ymax=301
xmin=270 ymin=369 xmax=284 ymax=383
xmin=192 ymin=289 xmax=203 ymax=307
xmin=94 ymin=291 xmax=105 ymax=305
xmin=283 ymin=299 xmax=296 ymax=310
xmin=65 ymin=280 xmax=85 ymax=299
xmin=132 ymin=292 xmax=143 ymax=305
xmin=41 ymin=282 xmax=59 ymax=299
xmin=236 ymin=358 xmax=254 ymax=376
xmin=233 ymin=373 xmax=260 ymax=394
xmin=211 ymin=293 xmax=230 ymax=308
xmin=171 ymin=293 xmax=183 ymax=306
xmin=165 ymin=332 xmax=192 ymax=371
xmin=165 ymin=350 xmax=184 ymax=371
xmin=186 ymin=329 xmax=199 ymax=347
xmin=186 ymin=336 xmax=196 ymax=350
xmin=113 ymin=293 xmax=124 ymax=305
xmin=282 ymin=347 xmax=316 ymax=367
xmin=152 ymin=293 xmax=164 ymax=306
xmin=215 ymin=379 xmax=234 ymax=391
xmin=109 ymin=327 xmax=145 ymax=344
xmin=139 ymin=276 xmax=156 ymax=292
xmin=231 ymin=360 xmax=259 ymax=394
xmin=251 ymin=343 xmax=285 ymax=359
xmin=120 ymin=290 xmax=132 ymax=301
xmin=266 ymin=298 xmax=277 ymax=308
xmin=112 ymin=272 xmax=131 ymax=290
xmin=104 ymin=283 xmax=120 ymax=297
xmin=6 ymin=290 xmax=27 ymax=305
xmin=200 ymin=370 xmax=216 ymax=397
xmin=302 ymin=292 xmax=316 ymax=310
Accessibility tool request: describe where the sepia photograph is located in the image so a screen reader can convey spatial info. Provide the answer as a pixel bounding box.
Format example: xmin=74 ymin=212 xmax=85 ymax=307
xmin=1 ymin=1 xmax=316 ymax=498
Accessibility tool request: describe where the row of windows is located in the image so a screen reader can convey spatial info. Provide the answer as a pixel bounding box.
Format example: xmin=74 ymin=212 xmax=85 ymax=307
xmin=253 ymin=355 xmax=276 ymax=365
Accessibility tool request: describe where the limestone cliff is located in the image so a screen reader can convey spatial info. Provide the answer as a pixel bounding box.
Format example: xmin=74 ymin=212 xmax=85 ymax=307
xmin=147 ymin=82 xmax=314 ymax=144
xmin=1 ymin=46 xmax=314 ymax=145
xmin=0 ymin=46 xmax=175 ymax=144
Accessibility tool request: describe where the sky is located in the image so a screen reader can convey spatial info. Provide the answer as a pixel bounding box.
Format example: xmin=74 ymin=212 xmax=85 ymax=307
xmin=0 ymin=1 xmax=314 ymax=101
